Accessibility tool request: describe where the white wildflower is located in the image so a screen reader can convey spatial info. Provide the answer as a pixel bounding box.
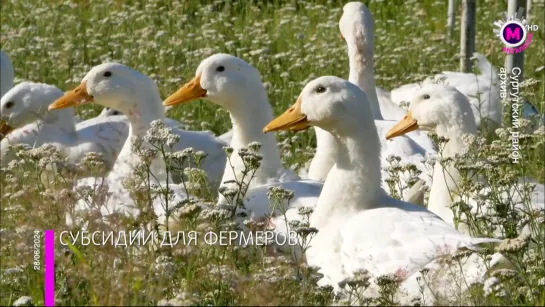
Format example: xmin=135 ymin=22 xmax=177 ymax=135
xmin=12 ymin=296 xmax=33 ymax=306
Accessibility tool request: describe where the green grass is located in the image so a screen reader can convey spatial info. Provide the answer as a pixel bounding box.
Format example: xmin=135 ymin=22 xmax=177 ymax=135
xmin=1 ymin=0 xmax=544 ymax=306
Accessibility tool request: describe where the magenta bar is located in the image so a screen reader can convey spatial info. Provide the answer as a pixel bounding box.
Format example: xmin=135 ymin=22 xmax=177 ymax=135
xmin=44 ymin=230 xmax=55 ymax=306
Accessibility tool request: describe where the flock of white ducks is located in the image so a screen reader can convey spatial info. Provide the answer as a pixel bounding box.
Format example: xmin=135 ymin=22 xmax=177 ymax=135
xmin=312 ymin=2 xmax=436 ymax=204
xmin=264 ymin=77 xmax=501 ymax=303
xmin=1 ymin=1 xmax=543 ymax=305
xmin=1 ymin=82 xmax=129 ymax=169
xmin=46 ymin=63 xmax=227 ymax=227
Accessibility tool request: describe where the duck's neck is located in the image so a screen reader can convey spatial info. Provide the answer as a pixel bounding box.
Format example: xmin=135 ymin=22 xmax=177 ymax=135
xmin=347 ymin=38 xmax=383 ymax=120
xmin=110 ymin=92 xmax=168 ymax=182
xmin=311 ymin=125 xmax=383 ymax=230
xmin=306 ymin=35 xmax=382 ymax=182
xmin=428 ymin=121 xmax=478 ymax=225
xmin=38 ymin=108 xmax=77 ymax=137
xmin=308 ymin=127 xmax=337 ymax=181
xmin=222 ymin=88 xmax=283 ymax=186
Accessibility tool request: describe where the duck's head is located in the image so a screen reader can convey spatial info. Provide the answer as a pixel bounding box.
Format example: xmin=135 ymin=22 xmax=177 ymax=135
xmin=163 ymin=53 xmax=264 ymax=110
xmin=386 ymin=84 xmax=475 ymax=139
xmin=264 ymin=76 xmax=373 ymax=134
xmin=339 ymin=2 xmax=373 ymax=50
xmin=49 ymin=63 xmax=159 ymax=114
xmin=1 ymin=82 xmax=65 ymax=136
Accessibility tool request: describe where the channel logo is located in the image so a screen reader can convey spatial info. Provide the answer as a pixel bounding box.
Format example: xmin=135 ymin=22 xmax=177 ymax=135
xmin=493 ymin=8 xmax=538 ymax=54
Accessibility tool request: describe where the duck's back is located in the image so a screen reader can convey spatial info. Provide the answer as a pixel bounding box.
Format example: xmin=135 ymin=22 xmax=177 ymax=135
xmin=1 ymin=122 xmax=41 ymax=147
xmin=333 ymin=197 xmax=498 ymax=288
xmin=435 ymin=71 xmax=502 ymax=126
xmin=73 ymin=115 xmax=130 ymax=167
xmin=1 ymin=122 xmax=73 ymax=165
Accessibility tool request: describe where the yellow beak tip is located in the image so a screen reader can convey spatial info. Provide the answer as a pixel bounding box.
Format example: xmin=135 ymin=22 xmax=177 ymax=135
xmin=385 ymin=113 xmax=419 ymax=140
xmin=164 ymin=75 xmax=206 ymax=107
xmin=163 ymin=98 xmax=181 ymax=107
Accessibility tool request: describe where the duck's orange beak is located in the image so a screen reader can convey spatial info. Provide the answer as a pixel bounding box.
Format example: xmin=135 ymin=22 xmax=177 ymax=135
xmin=48 ymin=81 xmax=93 ymax=110
xmin=0 ymin=121 xmax=14 ymax=138
xmin=264 ymin=97 xmax=309 ymax=133
xmin=163 ymin=75 xmax=207 ymax=107
xmin=386 ymin=111 xmax=419 ymax=140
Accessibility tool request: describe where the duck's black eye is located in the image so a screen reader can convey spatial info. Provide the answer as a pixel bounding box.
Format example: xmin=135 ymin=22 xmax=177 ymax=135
xmin=103 ymin=71 xmax=112 ymax=77
xmin=423 ymin=94 xmax=430 ymax=100
xmin=216 ymin=66 xmax=225 ymax=72
xmin=316 ymin=86 xmax=326 ymax=93
xmin=5 ymin=101 xmax=14 ymax=109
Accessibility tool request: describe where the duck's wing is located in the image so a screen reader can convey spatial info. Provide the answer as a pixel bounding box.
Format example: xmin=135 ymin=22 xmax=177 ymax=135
xmin=217 ymin=129 xmax=233 ymax=145
xmin=74 ymin=115 xmax=130 ymax=168
xmin=0 ymin=122 xmax=73 ymax=165
xmin=338 ymin=203 xmax=499 ymax=283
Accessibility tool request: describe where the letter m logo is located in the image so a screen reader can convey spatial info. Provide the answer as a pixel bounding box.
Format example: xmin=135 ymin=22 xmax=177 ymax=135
xmin=506 ymin=26 xmax=521 ymax=40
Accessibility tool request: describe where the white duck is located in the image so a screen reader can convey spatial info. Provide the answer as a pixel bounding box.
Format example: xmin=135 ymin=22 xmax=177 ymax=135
xmin=339 ymin=3 xmax=408 ymax=122
xmin=163 ymin=54 xmax=322 ymax=222
xmin=264 ymin=76 xmax=499 ymax=304
xmin=48 ymin=63 xmax=226 ymax=225
xmin=0 ymin=50 xmax=14 ymax=98
xmin=1 ymin=82 xmax=129 ymax=170
xmin=389 ymin=52 xmax=505 ymax=129
xmin=390 ymin=58 xmax=543 ymax=125
xmin=307 ymin=2 xmax=435 ymax=203
xmin=385 ymin=84 xmax=544 ymax=304
xmin=386 ymin=84 xmax=545 ymax=235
